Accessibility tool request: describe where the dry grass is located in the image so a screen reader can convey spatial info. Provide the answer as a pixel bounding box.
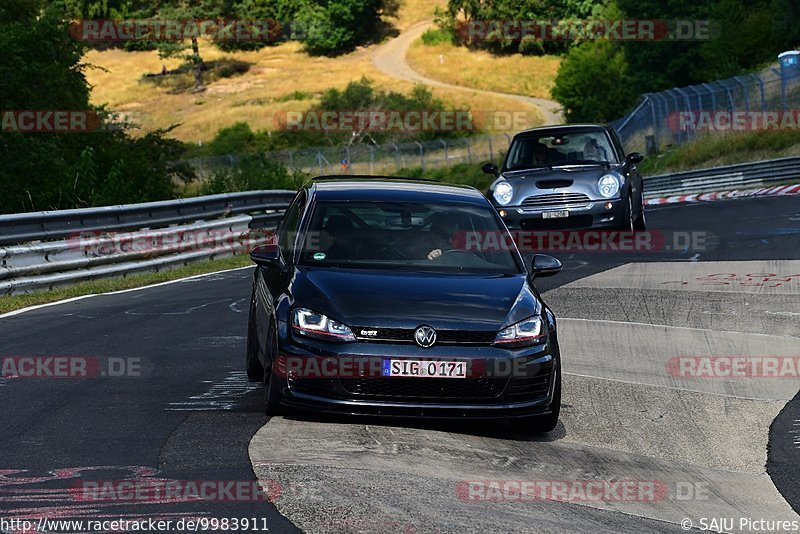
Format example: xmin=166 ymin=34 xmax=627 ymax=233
xmin=82 ymin=0 xmax=547 ymax=142
xmin=387 ymin=0 xmax=447 ymax=31
xmin=406 ymin=40 xmax=561 ymax=100
xmin=85 ymin=39 xmax=543 ymax=142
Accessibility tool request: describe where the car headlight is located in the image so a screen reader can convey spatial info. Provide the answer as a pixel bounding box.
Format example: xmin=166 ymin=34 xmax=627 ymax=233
xmin=292 ymin=308 xmax=355 ymax=342
xmin=598 ymin=174 xmax=620 ymax=198
xmin=494 ymin=316 xmax=545 ymax=347
xmin=493 ymin=180 xmax=514 ymax=206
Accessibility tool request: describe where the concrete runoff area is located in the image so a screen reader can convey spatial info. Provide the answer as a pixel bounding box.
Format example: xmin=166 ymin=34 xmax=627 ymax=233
xmin=250 ymin=260 xmax=799 ymax=532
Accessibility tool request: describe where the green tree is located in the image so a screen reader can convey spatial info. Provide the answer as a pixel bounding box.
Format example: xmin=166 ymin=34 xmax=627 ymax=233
xmin=155 ymin=0 xmax=226 ymax=92
xmin=551 ymin=39 xmax=636 ymax=123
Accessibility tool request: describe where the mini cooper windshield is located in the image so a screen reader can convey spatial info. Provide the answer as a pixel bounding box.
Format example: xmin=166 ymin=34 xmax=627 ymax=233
xmin=299 ymin=201 xmax=522 ymax=275
xmin=504 ymin=130 xmax=618 ymax=171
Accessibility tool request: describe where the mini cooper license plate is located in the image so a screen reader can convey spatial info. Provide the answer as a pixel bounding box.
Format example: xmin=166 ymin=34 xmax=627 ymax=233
xmin=382 ymin=360 xmax=466 ymax=378
xmin=542 ymin=210 xmax=569 ymax=219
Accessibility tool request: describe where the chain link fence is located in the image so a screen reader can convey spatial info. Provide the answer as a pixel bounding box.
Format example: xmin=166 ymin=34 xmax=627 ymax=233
xmin=184 ymin=134 xmax=513 ymax=179
xmin=610 ymin=58 xmax=800 ymax=154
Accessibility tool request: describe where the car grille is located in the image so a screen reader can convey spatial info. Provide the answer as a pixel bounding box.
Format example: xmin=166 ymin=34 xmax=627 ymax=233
xmin=520 ymin=193 xmax=591 ymax=208
xmin=353 ymin=328 xmax=497 ymax=345
xmin=340 ymin=376 xmax=507 ymax=400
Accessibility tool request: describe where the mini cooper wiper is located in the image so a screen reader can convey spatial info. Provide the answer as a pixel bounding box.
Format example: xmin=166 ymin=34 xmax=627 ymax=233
xmin=552 ymin=160 xmax=610 ymax=168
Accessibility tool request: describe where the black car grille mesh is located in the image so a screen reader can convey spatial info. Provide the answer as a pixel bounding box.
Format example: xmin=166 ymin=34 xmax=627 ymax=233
xmin=340 ymin=377 xmax=507 ymax=399
xmin=353 ymin=328 xmax=497 ymax=345
xmin=520 ymin=193 xmax=591 ymax=207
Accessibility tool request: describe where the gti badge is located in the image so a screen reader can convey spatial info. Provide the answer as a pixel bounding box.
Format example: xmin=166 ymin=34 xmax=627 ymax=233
xmin=414 ymin=325 xmax=437 ymax=348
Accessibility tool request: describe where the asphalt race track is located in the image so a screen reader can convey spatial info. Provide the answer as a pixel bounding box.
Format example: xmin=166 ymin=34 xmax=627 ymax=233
xmin=1 ymin=195 xmax=799 ymax=533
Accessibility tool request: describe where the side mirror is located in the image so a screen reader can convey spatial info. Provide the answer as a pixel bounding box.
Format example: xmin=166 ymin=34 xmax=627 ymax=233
xmin=250 ymin=244 xmax=284 ymax=269
xmin=481 ymin=162 xmax=499 ymax=176
xmin=625 ymin=152 xmax=644 ymax=165
xmin=530 ymin=254 xmax=562 ymax=278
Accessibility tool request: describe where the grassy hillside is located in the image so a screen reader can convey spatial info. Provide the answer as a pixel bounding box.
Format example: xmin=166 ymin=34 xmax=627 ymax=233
xmin=640 ymin=131 xmax=800 ymax=175
xmin=406 ymin=39 xmax=561 ymax=100
xmin=82 ymin=0 xmax=551 ymax=144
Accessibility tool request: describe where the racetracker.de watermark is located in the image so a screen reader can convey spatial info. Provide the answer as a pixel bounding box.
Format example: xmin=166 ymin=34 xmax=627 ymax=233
xmin=69 ymin=19 xmax=302 ymax=42
xmin=70 ymin=480 xmax=279 ymax=502
xmin=276 ymin=110 xmax=537 ymax=133
xmin=667 ymin=357 xmax=800 ymax=378
xmin=668 ymin=110 xmax=800 ymax=132
xmin=455 ymin=479 xmax=668 ymax=502
xmin=455 ymin=230 xmax=711 ymax=253
xmin=0 ymin=109 xmax=116 ymax=133
xmin=0 ymin=356 xmax=143 ymax=379
xmin=458 ymin=19 xmax=712 ymax=42
xmin=274 ymin=355 xmax=549 ymax=379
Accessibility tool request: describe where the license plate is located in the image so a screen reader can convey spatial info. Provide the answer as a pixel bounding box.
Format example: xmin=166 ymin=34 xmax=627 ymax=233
xmin=542 ymin=210 xmax=569 ymax=219
xmin=382 ymin=359 xmax=466 ymax=378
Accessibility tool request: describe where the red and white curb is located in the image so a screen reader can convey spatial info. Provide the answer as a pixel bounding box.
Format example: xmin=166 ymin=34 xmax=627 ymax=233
xmin=645 ymin=183 xmax=800 ymax=206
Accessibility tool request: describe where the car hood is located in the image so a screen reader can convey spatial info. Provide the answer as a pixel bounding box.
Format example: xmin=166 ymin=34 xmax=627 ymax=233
xmin=500 ymin=164 xmax=623 ymax=202
xmin=291 ymin=267 xmax=540 ymax=331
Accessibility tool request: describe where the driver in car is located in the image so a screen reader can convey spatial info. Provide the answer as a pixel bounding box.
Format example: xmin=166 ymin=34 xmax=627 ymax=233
xmin=426 ymin=215 xmax=460 ymax=260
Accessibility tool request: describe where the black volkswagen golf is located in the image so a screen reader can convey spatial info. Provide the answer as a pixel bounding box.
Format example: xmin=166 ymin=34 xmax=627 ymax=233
xmin=245 ymin=177 xmax=563 ymax=432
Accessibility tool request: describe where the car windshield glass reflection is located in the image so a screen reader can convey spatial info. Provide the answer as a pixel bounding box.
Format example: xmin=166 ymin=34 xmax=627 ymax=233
xmin=299 ymin=201 xmax=522 ymax=274
xmin=504 ymin=131 xmax=616 ymax=171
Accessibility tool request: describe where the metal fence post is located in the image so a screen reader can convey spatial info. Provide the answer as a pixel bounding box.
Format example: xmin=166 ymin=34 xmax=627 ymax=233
xmin=440 ymin=139 xmax=449 ymax=165
xmin=751 ymin=73 xmax=767 ymax=111
xmin=316 ymin=150 xmax=324 ymax=174
xmin=504 ymin=133 xmax=512 ymax=146
xmin=675 ymin=88 xmax=694 ymax=143
xmin=487 ymin=135 xmax=493 ymax=162
xmin=415 ymin=142 xmax=425 ymax=171
xmin=368 ymin=145 xmax=374 ymax=174
xmin=391 ymin=143 xmax=401 ymax=170
xmin=734 ymin=76 xmax=750 ymax=112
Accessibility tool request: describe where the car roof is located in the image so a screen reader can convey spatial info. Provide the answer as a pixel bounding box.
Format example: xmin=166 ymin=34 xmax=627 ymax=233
xmin=309 ymin=176 xmax=488 ymax=204
xmin=513 ymin=124 xmax=609 ymax=138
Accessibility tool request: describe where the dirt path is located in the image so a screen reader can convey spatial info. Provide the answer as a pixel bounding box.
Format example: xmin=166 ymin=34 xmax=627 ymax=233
xmin=372 ymin=20 xmax=564 ymax=125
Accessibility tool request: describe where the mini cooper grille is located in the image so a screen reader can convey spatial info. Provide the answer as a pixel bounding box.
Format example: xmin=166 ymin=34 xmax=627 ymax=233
xmin=520 ymin=193 xmax=591 ymax=207
xmin=340 ymin=377 xmax=507 ymax=400
xmin=353 ymin=328 xmax=497 ymax=345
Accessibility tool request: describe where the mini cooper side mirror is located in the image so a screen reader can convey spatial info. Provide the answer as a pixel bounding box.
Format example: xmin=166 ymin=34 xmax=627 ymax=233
xmin=626 ymin=152 xmax=644 ymax=165
xmin=250 ymin=244 xmax=284 ymax=269
xmin=530 ymin=254 xmax=562 ymax=278
xmin=481 ymin=162 xmax=499 ymax=176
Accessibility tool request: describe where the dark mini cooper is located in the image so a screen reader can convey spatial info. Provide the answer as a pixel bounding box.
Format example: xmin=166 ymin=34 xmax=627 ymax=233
xmin=483 ymin=125 xmax=646 ymax=231
xmin=245 ymin=177 xmax=563 ymax=432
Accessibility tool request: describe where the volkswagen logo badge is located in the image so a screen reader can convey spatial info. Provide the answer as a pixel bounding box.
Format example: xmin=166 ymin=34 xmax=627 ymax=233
xmin=414 ymin=325 xmax=437 ymax=348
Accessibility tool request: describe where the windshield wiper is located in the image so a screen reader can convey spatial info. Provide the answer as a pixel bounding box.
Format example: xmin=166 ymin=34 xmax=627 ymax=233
xmin=552 ymin=160 xmax=610 ymax=167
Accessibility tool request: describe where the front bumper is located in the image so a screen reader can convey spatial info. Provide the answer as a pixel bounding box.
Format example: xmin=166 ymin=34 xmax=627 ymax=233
xmin=273 ymin=324 xmax=559 ymax=420
xmin=494 ymin=197 xmax=624 ymax=230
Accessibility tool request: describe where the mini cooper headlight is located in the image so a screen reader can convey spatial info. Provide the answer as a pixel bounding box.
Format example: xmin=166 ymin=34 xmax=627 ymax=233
xmin=292 ymin=308 xmax=356 ymax=342
xmin=598 ymin=174 xmax=620 ymax=199
xmin=493 ymin=180 xmax=514 ymax=206
xmin=494 ymin=316 xmax=545 ymax=347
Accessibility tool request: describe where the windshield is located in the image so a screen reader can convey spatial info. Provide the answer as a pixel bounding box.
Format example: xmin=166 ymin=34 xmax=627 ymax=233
xmin=504 ymin=131 xmax=617 ymax=171
xmin=298 ymin=201 xmax=522 ymax=275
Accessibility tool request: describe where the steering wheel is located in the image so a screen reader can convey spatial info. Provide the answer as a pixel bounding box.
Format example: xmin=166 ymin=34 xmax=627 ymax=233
xmin=432 ymin=249 xmax=476 ymax=261
xmin=375 ymin=242 xmax=408 ymax=260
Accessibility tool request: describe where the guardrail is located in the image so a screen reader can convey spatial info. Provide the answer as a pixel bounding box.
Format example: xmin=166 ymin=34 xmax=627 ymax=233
xmin=0 ymin=190 xmax=295 ymax=246
xmin=0 ymin=191 xmax=295 ymax=295
xmin=643 ymin=156 xmax=800 ymax=198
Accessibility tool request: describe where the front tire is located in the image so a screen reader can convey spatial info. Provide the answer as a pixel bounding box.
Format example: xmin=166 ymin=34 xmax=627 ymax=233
xmin=633 ymin=191 xmax=647 ymax=231
xmin=619 ymin=194 xmax=635 ymax=232
xmin=262 ymin=322 xmax=285 ymax=416
xmin=245 ymin=295 xmax=264 ymax=382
